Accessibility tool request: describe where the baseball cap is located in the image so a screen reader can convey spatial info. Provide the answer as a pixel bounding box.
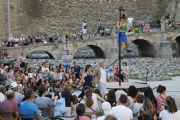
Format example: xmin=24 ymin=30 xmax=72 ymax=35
xmin=102 ymin=102 xmax=113 ymax=115
xmin=10 ymin=82 xmax=18 ymax=88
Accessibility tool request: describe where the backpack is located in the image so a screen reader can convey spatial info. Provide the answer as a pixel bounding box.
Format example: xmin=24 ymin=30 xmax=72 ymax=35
xmin=138 ymin=107 xmax=153 ymax=120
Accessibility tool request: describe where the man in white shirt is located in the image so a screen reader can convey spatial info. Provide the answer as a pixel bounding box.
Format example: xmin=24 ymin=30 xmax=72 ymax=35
xmin=42 ymin=62 xmax=52 ymax=80
xmin=105 ymin=27 xmax=111 ymax=36
xmin=0 ymin=85 xmax=6 ymax=109
xmin=93 ymin=60 xmax=107 ymax=97
xmin=112 ymin=94 xmax=133 ymax=120
xmin=127 ymin=15 xmax=134 ymax=28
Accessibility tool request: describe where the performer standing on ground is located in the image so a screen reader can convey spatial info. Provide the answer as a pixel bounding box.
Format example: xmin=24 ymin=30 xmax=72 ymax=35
xmin=93 ymin=60 xmax=107 ymax=98
xmin=117 ymin=14 xmax=131 ymax=56
xmin=78 ymin=65 xmax=93 ymax=99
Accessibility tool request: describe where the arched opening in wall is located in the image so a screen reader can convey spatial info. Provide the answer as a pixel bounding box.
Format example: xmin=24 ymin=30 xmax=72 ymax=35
xmin=131 ymin=39 xmax=156 ymax=57
xmin=26 ymin=51 xmax=55 ymax=59
xmin=174 ymin=36 xmax=180 ymax=57
xmin=74 ymin=45 xmax=106 ymax=59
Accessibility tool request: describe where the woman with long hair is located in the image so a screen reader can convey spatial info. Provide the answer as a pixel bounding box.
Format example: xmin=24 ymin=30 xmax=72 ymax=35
xmin=107 ymin=89 xmax=118 ymax=107
xmin=138 ymin=98 xmax=157 ymax=120
xmin=18 ymin=53 xmax=28 ymax=68
xmin=122 ymin=61 xmax=129 ymax=78
xmin=159 ymin=96 xmax=180 ymax=120
xmin=78 ymin=65 xmax=93 ymax=99
xmin=127 ymin=85 xmax=138 ymax=108
xmin=144 ymin=87 xmax=157 ymax=114
xmin=117 ymin=14 xmax=131 ymax=57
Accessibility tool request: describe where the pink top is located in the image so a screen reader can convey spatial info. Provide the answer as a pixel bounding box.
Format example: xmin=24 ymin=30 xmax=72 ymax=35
xmin=156 ymin=95 xmax=167 ymax=114
xmin=9 ymin=37 xmax=14 ymax=41
xmin=72 ymin=116 xmax=90 ymax=120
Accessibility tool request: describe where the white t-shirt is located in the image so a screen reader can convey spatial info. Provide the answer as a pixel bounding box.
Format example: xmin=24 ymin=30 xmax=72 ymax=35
xmin=112 ymin=105 xmax=133 ymax=120
xmin=42 ymin=67 xmax=49 ymax=75
xmin=108 ymin=73 xmax=114 ymax=79
xmin=20 ymin=37 xmax=25 ymax=41
xmin=14 ymin=38 xmax=19 ymax=42
xmin=105 ymin=29 xmax=111 ymax=33
xmin=128 ymin=18 xmax=134 ymax=23
xmin=0 ymin=92 xmax=5 ymax=108
xmin=0 ymin=68 xmax=4 ymax=75
xmin=99 ymin=67 xmax=106 ymax=83
xmin=160 ymin=110 xmax=180 ymax=120
xmin=132 ymin=103 xmax=143 ymax=120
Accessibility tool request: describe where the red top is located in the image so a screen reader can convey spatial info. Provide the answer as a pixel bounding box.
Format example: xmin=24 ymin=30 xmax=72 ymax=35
xmin=114 ymin=71 xmax=119 ymax=76
xmin=156 ymin=95 xmax=167 ymax=114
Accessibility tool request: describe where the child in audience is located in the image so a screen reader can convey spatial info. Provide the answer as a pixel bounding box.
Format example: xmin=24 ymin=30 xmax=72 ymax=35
xmin=24 ymin=70 xmax=29 ymax=82
xmin=70 ymin=67 xmax=76 ymax=78
xmin=69 ymin=74 xmax=77 ymax=88
xmin=27 ymin=78 xmax=35 ymax=87
xmin=108 ymin=69 xmax=114 ymax=82
xmin=60 ymin=80 xmax=65 ymax=90
xmin=6 ymin=67 xmax=15 ymax=84
xmin=72 ymin=95 xmax=79 ymax=116
xmin=28 ymin=68 xmax=36 ymax=82
xmin=72 ymin=103 xmax=90 ymax=120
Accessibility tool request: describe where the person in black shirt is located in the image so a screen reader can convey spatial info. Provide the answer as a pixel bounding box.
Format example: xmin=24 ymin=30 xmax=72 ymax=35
xmin=54 ymin=86 xmax=73 ymax=116
xmin=74 ymin=62 xmax=81 ymax=78
xmin=116 ymin=70 xmax=127 ymax=82
xmin=165 ymin=12 xmax=170 ymax=20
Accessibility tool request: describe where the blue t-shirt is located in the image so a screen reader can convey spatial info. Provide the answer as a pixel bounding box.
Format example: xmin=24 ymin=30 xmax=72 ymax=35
xmin=147 ymin=16 xmax=152 ymax=23
xmin=20 ymin=101 xmax=40 ymax=119
xmin=63 ymin=55 xmax=72 ymax=66
xmin=74 ymin=66 xmax=81 ymax=73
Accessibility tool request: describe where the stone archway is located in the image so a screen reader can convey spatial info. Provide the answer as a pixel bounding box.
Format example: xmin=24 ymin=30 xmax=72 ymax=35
xmin=132 ymin=39 xmax=157 ymax=57
xmin=26 ymin=50 xmax=55 ymax=59
xmin=175 ymin=36 xmax=180 ymax=56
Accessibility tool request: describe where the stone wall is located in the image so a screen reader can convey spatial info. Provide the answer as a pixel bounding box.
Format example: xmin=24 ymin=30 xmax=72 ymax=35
xmin=0 ymin=0 xmax=174 ymax=39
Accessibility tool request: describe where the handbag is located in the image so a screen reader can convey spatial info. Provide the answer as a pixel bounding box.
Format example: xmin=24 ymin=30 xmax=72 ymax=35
xmin=160 ymin=95 xmax=168 ymax=110
xmin=54 ymin=92 xmax=68 ymax=116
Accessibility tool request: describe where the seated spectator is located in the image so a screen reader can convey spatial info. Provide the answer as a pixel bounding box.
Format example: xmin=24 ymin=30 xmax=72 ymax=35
xmin=144 ymin=87 xmax=157 ymax=114
xmin=112 ymin=94 xmax=133 ymax=120
xmin=27 ymin=78 xmax=35 ymax=87
xmin=81 ymin=89 xmax=100 ymax=120
xmin=54 ymin=34 xmax=58 ymax=48
xmin=53 ymin=80 xmax=61 ymax=92
xmin=160 ymin=96 xmax=180 ymax=120
xmin=105 ymin=115 xmax=118 ymax=120
xmin=132 ymin=94 xmax=145 ymax=120
xmin=0 ymin=51 xmax=4 ymax=59
xmin=90 ymin=29 xmax=95 ymax=38
xmin=2 ymin=37 xmax=8 ymax=47
xmin=28 ymin=34 xmax=34 ymax=44
xmin=14 ymin=36 xmax=19 ymax=45
xmin=42 ymin=62 xmax=52 ymax=80
xmin=80 ymin=31 xmax=83 ymax=40
xmin=36 ymin=34 xmax=41 ymax=43
xmin=54 ymin=86 xmax=73 ymax=116
xmin=97 ymin=102 xmax=116 ymax=120
xmin=20 ymin=35 xmax=25 ymax=45
xmin=65 ymin=30 xmax=71 ymax=41
xmin=49 ymin=33 xmax=53 ymax=42
xmin=3 ymin=66 xmax=8 ymax=84
xmin=127 ymin=85 xmax=138 ymax=108
xmin=20 ymin=88 xmax=41 ymax=119
xmin=6 ymin=67 xmax=15 ymax=85
xmin=100 ymin=28 xmax=105 ymax=36
xmin=71 ymin=95 xmax=79 ymax=116
xmin=8 ymin=34 xmax=14 ymax=47
xmin=3 ymin=50 xmax=10 ymax=59
xmin=138 ymin=22 xmax=143 ymax=31
xmin=28 ymin=68 xmax=36 ymax=83
xmin=107 ymin=90 xmax=118 ymax=107
xmin=145 ymin=22 xmax=151 ymax=32
xmin=73 ymin=32 xmax=77 ymax=41
xmin=138 ymin=98 xmax=157 ymax=120
xmin=94 ymin=88 xmax=104 ymax=116
xmin=14 ymin=69 xmax=20 ymax=84
xmin=108 ymin=69 xmax=114 ymax=82
xmin=72 ymin=103 xmax=90 ymax=120
xmin=1 ymin=90 xmax=19 ymax=119
xmin=19 ymin=79 xmax=27 ymax=94
xmin=122 ymin=61 xmax=129 ymax=78
xmin=168 ymin=19 xmax=172 ymax=30
xmin=0 ymin=85 xmax=6 ymax=109
xmin=45 ymin=94 xmax=53 ymax=100
xmin=105 ymin=27 xmax=111 ymax=36
xmin=35 ymin=86 xmax=56 ymax=117
xmin=156 ymin=85 xmax=167 ymax=115
xmin=11 ymin=82 xmax=23 ymax=104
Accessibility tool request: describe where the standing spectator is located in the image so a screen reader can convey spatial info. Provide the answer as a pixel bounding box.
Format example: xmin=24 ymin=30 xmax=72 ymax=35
xmin=42 ymin=62 xmax=52 ymax=80
xmin=54 ymin=86 xmax=73 ymax=116
xmin=144 ymin=87 xmax=157 ymax=114
xmin=138 ymin=98 xmax=157 ymax=120
xmin=0 ymin=85 xmax=6 ymax=109
xmin=82 ymin=21 xmax=87 ymax=35
xmin=35 ymin=86 xmax=56 ymax=117
xmin=20 ymin=35 xmax=25 ymax=46
xmin=145 ymin=22 xmax=151 ymax=32
xmin=160 ymin=96 xmax=180 ymax=120
xmin=165 ymin=12 xmax=170 ymax=20
xmin=105 ymin=27 xmax=111 ymax=36
xmin=147 ymin=14 xmax=153 ymax=28
xmin=11 ymin=82 xmax=23 ymax=104
xmin=112 ymin=94 xmax=133 ymax=120
xmin=20 ymin=89 xmax=41 ymax=120
xmin=72 ymin=103 xmax=90 ymax=120
xmin=8 ymin=34 xmax=14 ymax=47
xmin=156 ymin=85 xmax=167 ymax=115
xmin=63 ymin=50 xmax=72 ymax=69
xmin=97 ymin=19 xmax=102 ymax=34
xmin=127 ymin=15 xmax=134 ymax=28
xmin=1 ymin=90 xmax=19 ymax=119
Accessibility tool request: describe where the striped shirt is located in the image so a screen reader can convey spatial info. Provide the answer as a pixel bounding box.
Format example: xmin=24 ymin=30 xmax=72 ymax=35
xmin=156 ymin=95 xmax=167 ymax=114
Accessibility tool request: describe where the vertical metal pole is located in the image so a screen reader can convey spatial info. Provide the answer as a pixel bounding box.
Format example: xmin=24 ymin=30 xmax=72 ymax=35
xmin=8 ymin=0 xmax=11 ymax=37
xmin=119 ymin=10 xmax=121 ymax=86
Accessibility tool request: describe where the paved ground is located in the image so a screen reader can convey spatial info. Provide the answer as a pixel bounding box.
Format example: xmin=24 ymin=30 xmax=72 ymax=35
xmin=69 ymin=76 xmax=180 ymax=109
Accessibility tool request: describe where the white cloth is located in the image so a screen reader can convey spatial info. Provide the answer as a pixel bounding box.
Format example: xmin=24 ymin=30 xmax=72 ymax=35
xmin=132 ymin=103 xmax=143 ymax=120
xmin=112 ymin=105 xmax=133 ymax=120
xmin=71 ymin=104 xmax=78 ymax=116
xmin=14 ymin=38 xmax=19 ymax=42
xmin=128 ymin=96 xmax=134 ymax=107
xmin=108 ymin=73 xmax=114 ymax=79
xmin=42 ymin=67 xmax=49 ymax=75
xmin=64 ymin=107 xmax=71 ymax=116
xmin=20 ymin=37 xmax=25 ymax=41
xmin=0 ymin=92 xmax=5 ymax=108
xmin=105 ymin=29 xmax=111 ymax=33
xmin=99 ymin=67 xmax=106 ymax=84
xmin=160 ymin=110 xmax=180 ymax=120
xmin=28 ymin=73 xmax=34 ymax=78
xmin=128 ymin=18 xmax=134 ymax=23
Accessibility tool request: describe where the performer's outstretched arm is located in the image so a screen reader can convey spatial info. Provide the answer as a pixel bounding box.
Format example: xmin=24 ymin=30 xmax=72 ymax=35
xmin=96 ymin=94 xmax=105 ymax=102
xmin=78 ymin=73 xmax=87 ymax=87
